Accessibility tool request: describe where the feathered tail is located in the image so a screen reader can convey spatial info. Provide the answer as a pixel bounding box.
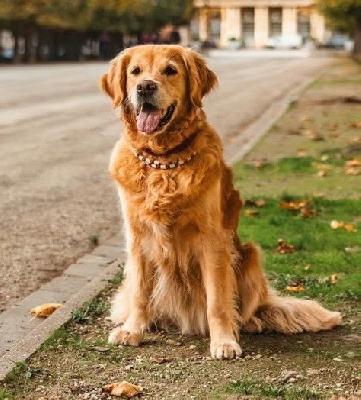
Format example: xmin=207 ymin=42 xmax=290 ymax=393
xmin=238 ymin=242 xmax=342 ymax=334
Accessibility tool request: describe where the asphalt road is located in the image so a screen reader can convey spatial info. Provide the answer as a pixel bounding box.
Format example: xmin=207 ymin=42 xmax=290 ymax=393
xmin=0 ymin=53 xmax=331 ymax=313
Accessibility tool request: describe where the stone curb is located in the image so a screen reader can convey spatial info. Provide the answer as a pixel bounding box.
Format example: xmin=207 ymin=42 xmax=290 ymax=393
xmin=226 ymin=73 xmax=321 ymax=164
xmin=0 ymin=67 xmax=324 ymax=382
xmin=0 ymin=239 xmax=126 ymax=381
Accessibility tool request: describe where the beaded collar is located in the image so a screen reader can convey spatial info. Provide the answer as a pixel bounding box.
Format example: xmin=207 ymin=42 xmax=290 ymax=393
xmin=131 ymin=132 xmax=198 ymax=170
xmin=131 ymin=148 xmax=196 ymax=169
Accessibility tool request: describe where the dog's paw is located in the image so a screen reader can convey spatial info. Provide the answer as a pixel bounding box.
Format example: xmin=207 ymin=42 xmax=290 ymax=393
xmin=108 ymin=327 xmax=142 ymax=346
xmin=210 ymin=339 xmax=242 ymax=360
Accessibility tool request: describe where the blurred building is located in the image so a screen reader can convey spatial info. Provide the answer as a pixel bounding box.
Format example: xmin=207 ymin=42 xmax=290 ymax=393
xmin=192 ymin=0 xmax=327 ymax=48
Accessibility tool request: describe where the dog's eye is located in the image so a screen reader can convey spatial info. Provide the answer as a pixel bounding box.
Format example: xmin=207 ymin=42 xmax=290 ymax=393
xmin=164 ymin=65 xmax=178 ymax=76
xmin=131 ymin=66 xmax=141 ymax=75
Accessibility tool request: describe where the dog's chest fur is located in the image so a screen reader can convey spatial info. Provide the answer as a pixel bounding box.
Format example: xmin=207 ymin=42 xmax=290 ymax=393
xmin=110 ymin=141 xmax=220 ymax=225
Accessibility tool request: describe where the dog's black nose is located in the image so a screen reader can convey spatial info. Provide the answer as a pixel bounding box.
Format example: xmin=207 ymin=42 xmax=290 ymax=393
xmin=137 ymin=80 xmax=157 ymax=95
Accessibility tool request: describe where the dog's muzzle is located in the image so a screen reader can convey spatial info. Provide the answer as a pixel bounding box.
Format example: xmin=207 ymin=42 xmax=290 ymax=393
xmin=135 ymin=80 xmax=176 ymax=134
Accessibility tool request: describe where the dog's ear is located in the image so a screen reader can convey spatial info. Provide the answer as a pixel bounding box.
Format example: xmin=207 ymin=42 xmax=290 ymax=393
xmin=182 ymin=48 xmax=218 ymax=108
xmin=100 ymin=50 xmax=131 ymax=108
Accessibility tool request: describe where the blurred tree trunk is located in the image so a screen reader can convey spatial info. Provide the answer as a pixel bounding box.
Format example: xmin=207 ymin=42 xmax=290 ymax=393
xmin=13 ymin=30 xmax=21 ymax=63
xmin=354 ymin=16 xmax=361 ymax=62
xmin=24 ymin=25 xmax=37 ymax=63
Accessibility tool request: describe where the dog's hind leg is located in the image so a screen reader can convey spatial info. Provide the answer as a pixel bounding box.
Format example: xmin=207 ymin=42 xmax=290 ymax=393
xmin=236 ymin=241 xmax=269 ymax=332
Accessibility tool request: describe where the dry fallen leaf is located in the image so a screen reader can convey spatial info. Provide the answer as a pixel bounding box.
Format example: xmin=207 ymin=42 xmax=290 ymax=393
xmin=297 ymin=149 xmax=308 ymax=157
xmin=286 ymin=285 xmax=305 ymax=292
xmin=328 ymin=132 xmax=339 ymax=138
xmin=276 ymin=239 xmax=295 ymax=254
xmin=103 ymin=381 xmax=143 ymax=398
xmin=350 ymin=121 xmax=361 ymax=129
xmin=317 ymin=170 xmax=327 ymax=177
xmin=346 ymin=159 xmax=361 ymax=168
xmin=30 ymin=303 xmax=62 ymax=318
xmin=245 ymin=199 xmax=266 ymax=207
xmin=330 ymin=221 xmax=356 ymax=232
xmin=330 ymin=274 xmax=338 ymax=284
xmin=252 ymin=160 xmax=264 ymax=169
xmin=309 ymin=133 xmax=325 ymax=141
xmin=344 ymin=224 xmax=357 ymax=232
xmin=255 ymin=200 xmax=266 ymax=207
xmin=304 ymin=264 xmax=311 ymax=271
xmin=345 ymin=246 xmax=361 ymax=253
xmin=330 ymin=220 xmax=344 ymax=230
xmin=300 ymin=208 xmax=317 ymax=217
xmin=245 ymin=209 xmax=259 ymax=217
xmin=280 ymin=201 xmax=308 ymax=210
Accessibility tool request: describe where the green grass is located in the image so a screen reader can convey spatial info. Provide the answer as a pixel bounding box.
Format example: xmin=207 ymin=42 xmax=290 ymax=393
xmin=237 ymin=194 xmax=360 ymax=306
xmin=239 ymin=153 xmax=357 ymax=180
xmin=244 ymin=156 xmax=316 ymax=174
xmin=70 ymin=297 xmax=108 ymax=324
xmin=236 ymin=147 xmax=360 ymax=305
xmin=4 ymin=361 xmax=43 ymax=385
xmin=0 ymin=389 xmax=14 ymax=400
xmin=224 ymin=378 xmax=326 ymax=399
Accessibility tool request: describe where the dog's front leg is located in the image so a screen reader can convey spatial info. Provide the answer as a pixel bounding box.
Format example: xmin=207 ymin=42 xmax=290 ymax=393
xmin=108 ymin=246 xmax=149 ymax=347
xmin=200 ymin=236 xmax=242 ymax=359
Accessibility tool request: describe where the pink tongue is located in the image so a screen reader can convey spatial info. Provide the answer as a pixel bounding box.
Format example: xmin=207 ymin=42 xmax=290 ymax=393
xmin=137 ymin=109 xmax=162 ymax=133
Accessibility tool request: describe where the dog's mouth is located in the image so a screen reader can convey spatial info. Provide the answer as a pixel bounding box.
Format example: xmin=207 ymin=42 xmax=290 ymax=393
xmin=136 ymin=103 xmax=176 ymax=134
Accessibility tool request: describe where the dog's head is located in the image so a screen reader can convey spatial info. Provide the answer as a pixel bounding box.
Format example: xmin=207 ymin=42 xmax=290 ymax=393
xmin=101 ymin=45 xmax=217 ymax=135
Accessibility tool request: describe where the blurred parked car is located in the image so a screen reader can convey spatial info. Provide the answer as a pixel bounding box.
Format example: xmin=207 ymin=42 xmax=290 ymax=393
xmin=201 ymin=40 xmax=217 ymax=49
xmin=265 ymin=35 xmax=303 ymax=49
xmin=0 ymin=47 xmax=13 ymax=63
xmin=319 ymin=34 xmax=353 ymax=50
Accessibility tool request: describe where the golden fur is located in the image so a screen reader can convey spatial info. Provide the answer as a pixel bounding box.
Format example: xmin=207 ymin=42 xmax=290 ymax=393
xmin=101 ymin=45 xmax=341 ymax=359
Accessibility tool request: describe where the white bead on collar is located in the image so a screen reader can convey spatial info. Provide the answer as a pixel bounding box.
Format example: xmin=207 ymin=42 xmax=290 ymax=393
xmin=131 ymin=148 xmax=196 ymax=170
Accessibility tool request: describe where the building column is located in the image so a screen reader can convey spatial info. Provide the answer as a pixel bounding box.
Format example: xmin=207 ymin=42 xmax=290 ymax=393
xmin=283 ymin=8 xmax=297 ymax=36
xmin=220 ymin=7 xmax=241 ymax=48
xmin=254 ymin=7 xmax=268 ymax=48
xmin=199 ymin=8 xmax=209 ymax=42
xmin=310 ymin=11 xmax=326 ymax=43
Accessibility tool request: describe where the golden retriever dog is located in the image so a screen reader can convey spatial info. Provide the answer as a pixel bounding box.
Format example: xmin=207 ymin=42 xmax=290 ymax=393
xmin=101 ymin=45 xmax=341 ymax=359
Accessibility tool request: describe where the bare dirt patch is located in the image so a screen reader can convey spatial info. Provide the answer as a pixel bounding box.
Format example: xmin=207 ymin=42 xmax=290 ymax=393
xmin=1 ymin=277 xmax=360 ymax=400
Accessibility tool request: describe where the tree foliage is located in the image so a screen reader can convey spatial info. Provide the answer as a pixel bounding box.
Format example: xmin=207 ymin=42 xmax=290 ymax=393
xmin=0 ymin=0 xmax=193 ymax=32
xmin=318 ymin=0 xmax=361 ymax=33
xmin=318 ymin=0 xmax=361 ymax=59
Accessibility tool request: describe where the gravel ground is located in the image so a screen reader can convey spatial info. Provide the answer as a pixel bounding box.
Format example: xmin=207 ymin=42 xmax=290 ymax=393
xmin=0 ymin=55 xmax=331 ymax=313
